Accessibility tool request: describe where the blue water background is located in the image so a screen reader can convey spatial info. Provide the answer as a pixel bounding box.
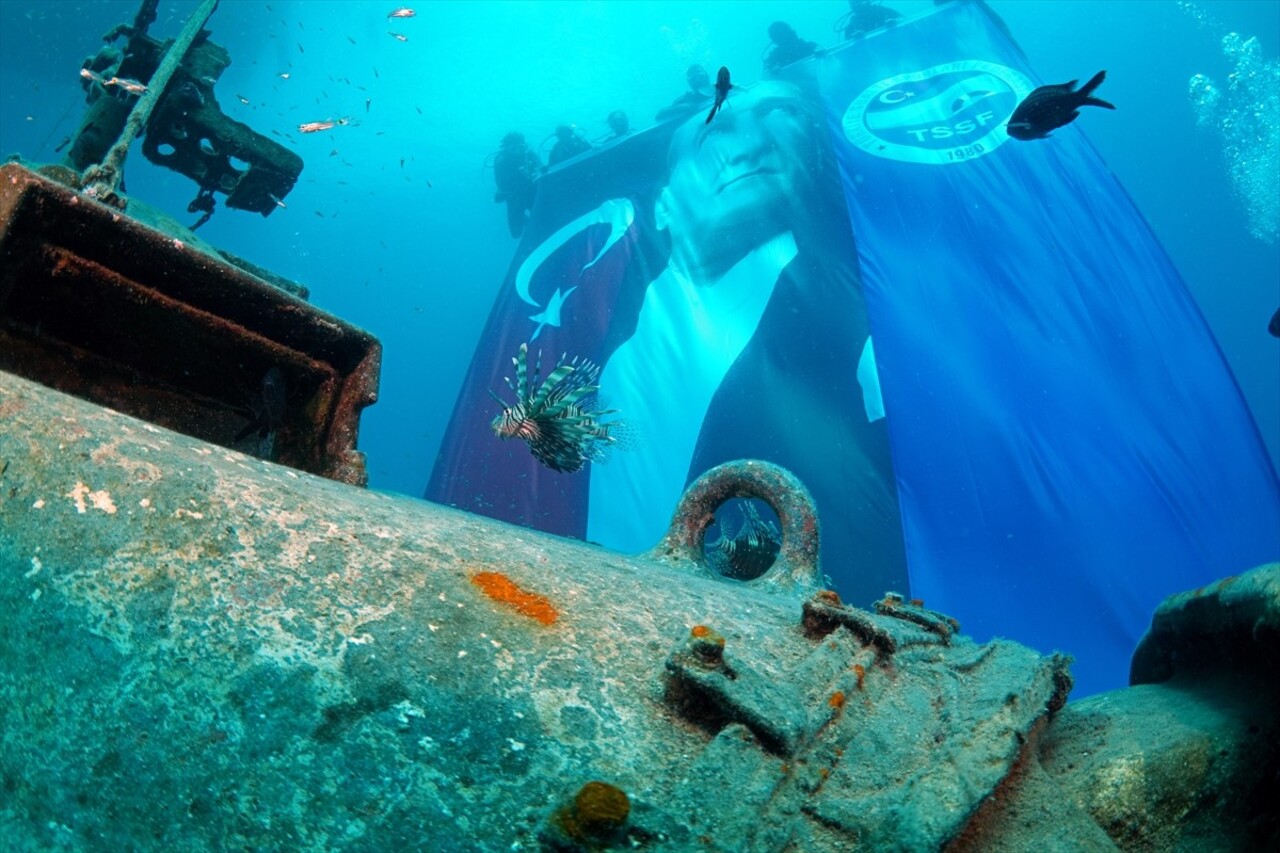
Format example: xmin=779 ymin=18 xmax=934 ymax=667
xmin=1 ymin=3 xmax=1276 ymax=628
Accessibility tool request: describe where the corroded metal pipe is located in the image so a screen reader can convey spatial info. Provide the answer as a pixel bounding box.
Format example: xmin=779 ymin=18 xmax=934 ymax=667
xmin=82 ymin=0 xmax=221 ymax=206
xmin=0 ymin=370 xmax=1087 ymax=850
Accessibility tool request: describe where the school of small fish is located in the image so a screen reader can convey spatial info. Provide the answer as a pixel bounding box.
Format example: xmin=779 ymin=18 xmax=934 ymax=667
xmin=208 ymin=6 xmax=431 ymax=216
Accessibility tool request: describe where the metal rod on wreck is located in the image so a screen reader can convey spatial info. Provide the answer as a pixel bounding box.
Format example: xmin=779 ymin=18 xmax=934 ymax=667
xmin=81 ymin=0 xmax=220 ymax=208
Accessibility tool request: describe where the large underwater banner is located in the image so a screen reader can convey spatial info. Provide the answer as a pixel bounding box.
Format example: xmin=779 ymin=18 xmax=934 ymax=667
xmin=429 ymin=1 xmax=1280 ymax=695
xmin=816 ymin=0 xmax=1280 ymax=695
xmin=427 ymin=58 xmax=909 ymax=605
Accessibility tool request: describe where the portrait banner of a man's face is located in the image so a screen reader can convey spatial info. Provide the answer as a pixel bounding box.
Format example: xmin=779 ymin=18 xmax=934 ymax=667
xmin=429 ymin=1 xmax=1279 ymax=697
xmin=428 ymin=70 xmax=907 ymax=606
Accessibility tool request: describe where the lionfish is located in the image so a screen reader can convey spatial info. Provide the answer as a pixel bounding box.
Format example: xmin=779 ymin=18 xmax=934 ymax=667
xmin=490 ymin=343 xmax=621 ymax=473
xmin=706 ymin=502 xmax=782 ymax=581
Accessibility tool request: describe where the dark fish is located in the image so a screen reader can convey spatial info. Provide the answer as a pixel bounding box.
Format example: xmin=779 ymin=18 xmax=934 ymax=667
xmin=234 ymin=367 xmax=286 ymax=442
xmin=705 ymin=66 xmax=733 ymax=124
xmin=1007 ymin=70 xmax=1114 ymax=140
xmin=1269 ymin=307 xmax=1280 ymax=338
xmin=490 ymin=344 xmax=622 ymax=473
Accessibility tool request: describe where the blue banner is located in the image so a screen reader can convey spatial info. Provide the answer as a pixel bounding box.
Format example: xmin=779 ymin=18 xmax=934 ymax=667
xmin=819 ymin=0 xmax=1280 ymax=694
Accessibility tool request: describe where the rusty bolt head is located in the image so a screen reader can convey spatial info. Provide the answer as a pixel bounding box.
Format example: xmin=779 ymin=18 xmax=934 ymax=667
xmin=688 ymin=624 xmax=726 ymax=668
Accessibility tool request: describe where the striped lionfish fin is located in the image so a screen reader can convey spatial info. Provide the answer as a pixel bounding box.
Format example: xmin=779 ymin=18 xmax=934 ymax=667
xmin=530 ymin=362 xmax=577 ymax=409
xmin=513 ymin=343 xmax=529 ymax=402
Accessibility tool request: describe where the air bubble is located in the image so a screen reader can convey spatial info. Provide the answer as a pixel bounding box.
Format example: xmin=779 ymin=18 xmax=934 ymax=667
xmin=1188 ymin=27 xmax=1280 ymax=243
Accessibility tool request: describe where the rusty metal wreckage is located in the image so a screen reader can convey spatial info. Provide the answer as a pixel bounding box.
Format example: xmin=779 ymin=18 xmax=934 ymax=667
xmin=1 ymin=364 xmax=1276 ymax=849
xmin=1 ymin=1 xmax=1278 ymax=850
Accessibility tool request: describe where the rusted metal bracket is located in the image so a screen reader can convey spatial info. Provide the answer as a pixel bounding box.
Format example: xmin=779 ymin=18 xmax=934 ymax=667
xmin=801 ymin=589 xmax=900 ymax=654
xmin=873 ymin=591 xmax=961 ymax=643
xmin=0 ymin=162 xmax=379 ymax=485
xmin=664 ymin=624 xmax=809 ymax=757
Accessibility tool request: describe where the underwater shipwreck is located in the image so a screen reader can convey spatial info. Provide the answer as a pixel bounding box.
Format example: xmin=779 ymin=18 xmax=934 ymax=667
xmin=5 ymin=162 xmax=1280 ymax=853
xmin=2 ymin=2 xmax=1279 ymax=851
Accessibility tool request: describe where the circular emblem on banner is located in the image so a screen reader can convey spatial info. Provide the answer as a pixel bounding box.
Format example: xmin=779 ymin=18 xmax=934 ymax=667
xmin=843 ymin=61 xmax=1033 ymax=164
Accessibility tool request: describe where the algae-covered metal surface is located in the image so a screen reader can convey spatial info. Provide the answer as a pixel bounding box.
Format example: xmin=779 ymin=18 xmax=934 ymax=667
xmin=2 ymin=370 xmax=1275 ymax=851
xmin=0 ymin=371 xmax=1072 ymax=850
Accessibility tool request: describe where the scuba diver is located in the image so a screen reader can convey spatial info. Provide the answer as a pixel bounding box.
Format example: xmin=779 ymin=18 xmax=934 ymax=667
xmin=605 ymin=110 xmax=631 ymax=141
xmin=546 ymin=124 xmax=593 ymax=167
xmin=837 ymin=1 xmax=903 ymax=40
xmin=763 ymin=21 xmax=821 ymax=77
xmin=655 ymin=64 xmax=713 ymax=122
xmin=490 ymin=131 xmax=542 ymax=238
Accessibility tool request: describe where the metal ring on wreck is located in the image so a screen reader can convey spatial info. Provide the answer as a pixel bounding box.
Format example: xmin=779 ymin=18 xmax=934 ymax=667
xmin=646 ymin=459 xmax=822 ymax=596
